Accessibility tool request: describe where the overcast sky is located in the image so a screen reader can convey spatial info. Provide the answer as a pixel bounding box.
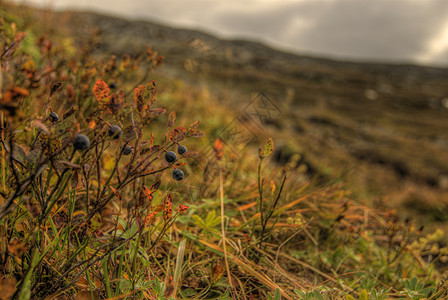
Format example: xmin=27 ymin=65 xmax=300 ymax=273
xmin=10 ymin=0 xmax=448 ymax=66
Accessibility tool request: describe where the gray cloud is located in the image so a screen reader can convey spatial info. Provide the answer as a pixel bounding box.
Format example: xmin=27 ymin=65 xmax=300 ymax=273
xmin=294 ymin=0 xmax=448 ymax=62
xmin=12 ymin=0 xmax=448 ymax=65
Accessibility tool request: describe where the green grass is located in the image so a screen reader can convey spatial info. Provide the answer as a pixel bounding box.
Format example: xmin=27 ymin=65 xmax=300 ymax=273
xmin=0 ymin=3 xmax=447 ymax=299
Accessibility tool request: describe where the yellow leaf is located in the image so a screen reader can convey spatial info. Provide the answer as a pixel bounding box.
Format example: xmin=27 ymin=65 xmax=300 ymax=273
xmin=264 ymin=138 xmax=274 ymax=157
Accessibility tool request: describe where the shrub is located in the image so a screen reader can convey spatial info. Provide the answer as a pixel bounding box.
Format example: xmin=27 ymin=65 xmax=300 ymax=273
xmin=0 ymin=13 xmax=202 ymax=298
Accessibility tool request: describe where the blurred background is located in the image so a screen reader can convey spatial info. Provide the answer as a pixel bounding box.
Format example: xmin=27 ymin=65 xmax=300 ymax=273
xmin=11 ymin=0 xmax=448 ymax=66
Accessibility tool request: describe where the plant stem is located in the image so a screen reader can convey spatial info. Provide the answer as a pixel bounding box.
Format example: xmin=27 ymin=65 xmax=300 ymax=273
xmin=219 ymin=169 xmax=235 ymax=299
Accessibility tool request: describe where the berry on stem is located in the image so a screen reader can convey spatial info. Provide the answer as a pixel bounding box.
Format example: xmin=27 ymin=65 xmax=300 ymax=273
xmin=49 ymin=111 xmax=59 ymax=123
xmin=73 ymin=134 xmax=90 ymax=150
xmin=173 ymin=169 xmax=184 ymax=181
xmin=177 ymin=144 xmax=187 ymax=155
xmin=108 ymin=125 xmax=122 ymax=139
xmin=123 ymin=145 xmax=132 ymax=155
xmin=165 ymin=151 xmax=178 ymax=163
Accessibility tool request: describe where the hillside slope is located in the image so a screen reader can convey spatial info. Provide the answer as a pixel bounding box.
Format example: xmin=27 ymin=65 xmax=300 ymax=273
xmin=35 ymin=9 xmax=448 ymax=222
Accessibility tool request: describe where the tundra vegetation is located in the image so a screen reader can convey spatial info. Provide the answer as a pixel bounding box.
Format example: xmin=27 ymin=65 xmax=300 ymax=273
xmin=0 ymin=4 xmax=447 ymax=299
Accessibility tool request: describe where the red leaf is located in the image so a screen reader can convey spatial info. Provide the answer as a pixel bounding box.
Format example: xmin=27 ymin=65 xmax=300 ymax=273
xmin=50 ymin=82 xmax=62 ymax=97
xmin=169 ymin=127 xmax=186 ymax=142
xmin=63 ymin=106 xmax=78 ymax=119
xmin=106 ymin=93 xmax=123 ymax=115
xmin=93 ymin=79 xmax=110 ymax=102
xmin=178 ymin=205 xmax=189 ymax=213
xmin=150 ymin=179 xmax=161 ymax=192
xmin=148 ymin=108 xmax=166 ymax=118
xmin=188 ymin=129 xmax=205 ymax=137
xmin=168 ymin=111 xmax=176 ymax=128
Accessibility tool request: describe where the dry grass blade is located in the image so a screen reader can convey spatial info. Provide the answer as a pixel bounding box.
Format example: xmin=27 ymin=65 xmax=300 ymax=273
xmin=173 ymin=239 xmax=186 ymax=296
xmin=197 ymin=239 xmax=295 ymax=300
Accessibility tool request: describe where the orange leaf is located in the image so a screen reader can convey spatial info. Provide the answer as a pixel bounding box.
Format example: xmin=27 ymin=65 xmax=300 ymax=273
xmin=163 ymin=194 xmax=173 ymax=220
xmin=164 ymin=194 xmax=173 ymax=211
xmin=93 ymin=79 xmax=110 ymax=102
xmin=88 ymin=120 xmax=97 ymax=130
xmin=188 ymin=120 xmax=199 ymax=132
xmin=211 ymin=265 xmax=224 ymax=283
xmin=214 ymin=138 xmax=223 ymax=160
xmin=11 ymin=87 xmax=29 ymax=96
xmin=150 ymin=132 xmax=155 ymax=148
xmin=142 ymin=186 xmax=153 ymax=202
xmin=145 ymin=212 xmax=157 ymax=225
xmin=133 ymin=85 xmax=144 ymax=112
xmin=237 ymin=201 xmax=257 ymax=211
xmin=154 ymin=204 xmax=164 ymax=213
xmin=109 ymin=186 xmax=121 ymax=202
xmin=14 ymin=32 xmax=26 ymax=43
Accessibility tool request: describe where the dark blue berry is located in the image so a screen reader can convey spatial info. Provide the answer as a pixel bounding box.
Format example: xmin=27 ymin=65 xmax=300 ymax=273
xmin=173 ymin=169 xmax=184 ymax=181
xmin=165 ymin=151 xmax=177 ymax=163
xmin=73 ymin=134 xmax=90 ymax=150
xmin=177 ymin=144 xmax=187 ymax=155
xmin=123 ymin=145 xmax=132 ymax=155
xmin=49 ymin=112 xmax=59 ymax=122
xmin=108 ymin=82 xmax=117 ymax=89
xmin=108 ymin=125 xmax=122 ymax=139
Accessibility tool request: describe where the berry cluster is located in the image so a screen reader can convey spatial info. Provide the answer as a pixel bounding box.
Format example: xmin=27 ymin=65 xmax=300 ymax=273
xmin=73 ymin=124 xmax=122 ymax=150
xmin=73 ymin=124 xmax=191 ymax=182
xmin=165 ymin=143 xmax=189 ymax=181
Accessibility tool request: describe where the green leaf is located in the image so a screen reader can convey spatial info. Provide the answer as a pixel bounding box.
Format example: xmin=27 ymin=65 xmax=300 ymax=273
xmin=192 ymin=214 xmax=206 ymax=227
xmin=313 ymin=290 xmax=324 ymax=300
xmin=205 ymin=210 xmax=216 ymax=225
xmin=142 ymin=80 xmax=157 ymax=105
xmin=360 ymin=289 xmax=368 ymax=300
xmin=18 ymin=249 xmax=40 ymax=300
xmin=274 ymin=288 xmax=282 ymax=300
